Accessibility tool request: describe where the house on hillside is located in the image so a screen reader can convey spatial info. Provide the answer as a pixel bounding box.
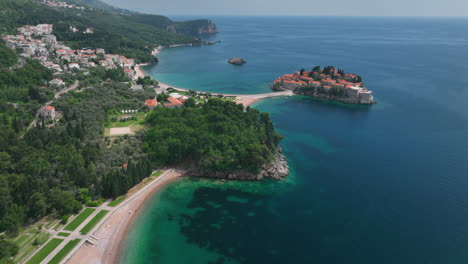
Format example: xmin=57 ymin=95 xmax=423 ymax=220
xmin=164 ymin=97 xmax=184 ymax=108
xmin=49 ymin=78 xmax=65 ymax=87
xmin=40 ymin=106 xmax=56 ymax=120
xmin=145 ymin=99 xmax=158 ymax=109
xmin=124 ymin=68 xmax=135 ymax=78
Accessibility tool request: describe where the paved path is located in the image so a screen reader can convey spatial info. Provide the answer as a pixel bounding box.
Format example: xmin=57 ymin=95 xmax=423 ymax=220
xmin=24 ymin=80 xmax=80 ymax=134
xmin=20 ymin=169 xmax=181 ymax=264
xmin=158 ymin=82 xmax=294 ymax=102
xmin=64 ymin=169 xmax=183 ymax=264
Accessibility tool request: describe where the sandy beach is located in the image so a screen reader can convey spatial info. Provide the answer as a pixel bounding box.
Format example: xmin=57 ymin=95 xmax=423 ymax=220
xmin=66 ymin=170 xmax=184 ymax=264
xmin=133 ymin=46 xmax=162 ymax=80
xmin=134 ymin=46 xmax=292 ymax=108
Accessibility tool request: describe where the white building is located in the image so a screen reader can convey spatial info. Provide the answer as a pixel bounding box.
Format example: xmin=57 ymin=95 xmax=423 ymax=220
xmin=49 ymin=78 xmax=65 ymax=87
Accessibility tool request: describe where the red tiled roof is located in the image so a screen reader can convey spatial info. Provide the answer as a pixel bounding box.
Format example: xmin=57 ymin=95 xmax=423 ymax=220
xmin=145 ymin=99 xmax=157 ymax=107
xmin=43 ymin=106 xmax=55 ymax=111
xmin=166 ymin=97 xmax=183 ymax=105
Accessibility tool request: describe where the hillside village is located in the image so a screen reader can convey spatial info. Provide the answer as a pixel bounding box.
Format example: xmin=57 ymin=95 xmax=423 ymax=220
xmin=2 ymin=24 xmax=135 ymax=75
xmin=273 ymin=66 xmax=374 ymax=104
xmin=1 ymin=23 xmax=161 ymax=122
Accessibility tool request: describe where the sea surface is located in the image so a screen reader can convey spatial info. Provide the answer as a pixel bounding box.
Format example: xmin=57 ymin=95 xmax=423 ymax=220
xmin=120 ymin=16 xmax=468 ymax=264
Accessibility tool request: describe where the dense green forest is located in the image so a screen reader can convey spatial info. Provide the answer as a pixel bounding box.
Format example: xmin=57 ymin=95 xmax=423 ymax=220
xmin=0 ymin=72 xmax=153 ymax=239
xmin=0 ymin=42 xmax=17 ymax=68
xmin=143 ymin=99 xmax=282 ymax=173
xmin=0 ymin=0 xmax=214 ymax=62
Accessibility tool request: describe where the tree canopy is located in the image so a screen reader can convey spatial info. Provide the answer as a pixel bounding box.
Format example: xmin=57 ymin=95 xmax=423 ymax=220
xmin=143 ymin=99 xmax=282 ymax=173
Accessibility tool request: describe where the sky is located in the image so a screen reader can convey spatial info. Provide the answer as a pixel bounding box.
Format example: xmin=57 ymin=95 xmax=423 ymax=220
xmin=102 ymin=0 xmax=468 ymax=16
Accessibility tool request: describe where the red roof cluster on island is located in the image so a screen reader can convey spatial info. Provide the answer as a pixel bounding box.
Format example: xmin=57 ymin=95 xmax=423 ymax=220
xmin=274 ymin=67 xmax=363 ymax=89
xmin=272 ymin=66 xmax=374 ymax=104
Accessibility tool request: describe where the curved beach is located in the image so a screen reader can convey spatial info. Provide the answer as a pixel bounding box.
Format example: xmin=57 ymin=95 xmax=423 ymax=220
xmin=66 ymin=170 xmax=184 ymax=264
xmin=135 ymin=63 xmax=291 ymax=107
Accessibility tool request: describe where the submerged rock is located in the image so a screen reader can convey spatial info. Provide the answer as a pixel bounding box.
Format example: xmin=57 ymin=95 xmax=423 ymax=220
xmin=228 ymin=57 xmax=246 ymax=65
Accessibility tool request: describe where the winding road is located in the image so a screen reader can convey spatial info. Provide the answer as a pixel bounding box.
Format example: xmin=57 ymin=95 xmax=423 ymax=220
xmin=24 ymin=80 xmax=80 ymax=134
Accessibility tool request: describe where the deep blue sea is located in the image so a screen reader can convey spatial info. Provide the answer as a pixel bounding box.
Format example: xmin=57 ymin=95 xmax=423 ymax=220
xmin=121 ymin=16 xmax=468 ymax=264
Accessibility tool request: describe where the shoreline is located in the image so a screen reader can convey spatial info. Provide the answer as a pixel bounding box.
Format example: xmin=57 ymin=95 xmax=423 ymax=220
xmin=66 ymin=170 xmax=184 ymax=264
xmin=133 ymin=46 xmax=291 ymax=108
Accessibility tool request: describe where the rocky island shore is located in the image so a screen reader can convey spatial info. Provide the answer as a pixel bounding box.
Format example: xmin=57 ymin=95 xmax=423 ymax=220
xmin=188 ymin=148 xmax=289 ymax=181
xmin=272 ymin=66 xmax=374 ymax=104
xmin=228 ymin=57 xmax=247 ymax=65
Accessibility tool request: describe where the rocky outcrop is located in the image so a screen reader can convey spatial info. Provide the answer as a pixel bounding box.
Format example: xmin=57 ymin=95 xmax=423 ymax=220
xmin=196 ymin=22 xmax=218 ymax=34
xmin=165 ymin=24 xmax=177 ymax=33
xmin=188 ymin=149 xmax=289 ymax=181
xmin=173 ymin=19 xmax=219 ymax=36
xmin=228 ymin=57 xmax=246 ymax=65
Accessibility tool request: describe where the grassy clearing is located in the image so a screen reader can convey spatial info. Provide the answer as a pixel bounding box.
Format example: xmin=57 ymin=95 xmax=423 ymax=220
xmin=64 ymin=208 xmax=96 ymax=231
xmin=80 ymin=210 xmax=109 ymax=235
xmin=57 ymin=232 xmax=70 ymax=237
xmin=152 ymin=170 xmax=163 ymax=177
xmin=34 ymin=233 xmax=50 ymax=245
xmin=108 ymin=195 xmax=126 ymax=207
xmin=48 ymin=239 xmax=81 ymax=264
xmin=16 ymin=234 xmax=29 ymax=245
xmin=106 ymin=113 xmax=146 ymax=128
xmin=25 ymin=238 xmax=63 ymax=264
xmin=45 ymin=219 xmax=56 ymax=229
xmin=142 ymin=177 xmax=155 ymax=185
xmin=16 ymin=244 xmax=37 ymax=262
xmin=53 ymin=222 xmax=62 ymax=230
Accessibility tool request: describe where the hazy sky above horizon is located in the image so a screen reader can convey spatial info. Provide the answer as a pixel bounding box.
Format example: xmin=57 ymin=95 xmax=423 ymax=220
xmin=102 ymin=0 xmax=468 ymax=16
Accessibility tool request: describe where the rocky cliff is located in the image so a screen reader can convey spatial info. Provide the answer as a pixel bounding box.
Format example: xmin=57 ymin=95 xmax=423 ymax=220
xmin=188 ymin=149 xmax=289 ymax=181
xmin=174 ymin=19 xmax=218 ymax=35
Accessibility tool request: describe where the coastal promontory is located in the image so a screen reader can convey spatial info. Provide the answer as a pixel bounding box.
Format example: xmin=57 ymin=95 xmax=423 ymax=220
xmin=272 ymin=66 xmax=374 ymax=104
xmin=143 ymin=99 xmax=289 ymax=181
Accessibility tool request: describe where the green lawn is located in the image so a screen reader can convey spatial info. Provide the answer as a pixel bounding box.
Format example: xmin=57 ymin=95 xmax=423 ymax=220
xmin=25 ymin=238 xmax=63 ymax=264
xmin=108 ymin=195 xmax=126 ymax=207
xmin=48 ymin=239 xmax=81 ymax=264
xmin=64 ymin=208 xmax=96 ymax=231
xmin=57 ymin=232 xmax=70 ymax=237
xmin=34 ymin=233 xmax=50 ymax=245
xmin=16 ymin=244 xmax=37 ymax=262
xmin=16 ymin=234 xmax=29 ymax=245
xmin=53 ymin=222 xmax=62 ymax=230
xmin=80 ymin=210 xmax=109 ymax=235
xmin=152 ymin=170 xmax=163 ymax=177
xmin=45 ymin=219 xmax=56 ymax=229
xmin=106 ymin=113 xmax=145 ymax=128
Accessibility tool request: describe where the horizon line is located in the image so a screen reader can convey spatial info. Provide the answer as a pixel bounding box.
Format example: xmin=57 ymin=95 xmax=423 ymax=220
xmin=162 ymin=14 xmax=468 ymax=18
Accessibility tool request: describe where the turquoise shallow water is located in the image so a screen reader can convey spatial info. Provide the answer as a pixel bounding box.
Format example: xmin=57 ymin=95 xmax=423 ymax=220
xmin=122 ymin=17 xmax=468 ymax=263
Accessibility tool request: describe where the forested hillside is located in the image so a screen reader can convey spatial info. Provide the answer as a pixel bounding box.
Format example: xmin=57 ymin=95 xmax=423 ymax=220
xmin=144 ymin=99 xmax=283 ymax=173
xmin=0 ymin=0 xmax=216 ymax=62
xmin=0 ymin=42 xmax=17 ymax=68
xmin=0 ymin=68 xmax=153 ymax=237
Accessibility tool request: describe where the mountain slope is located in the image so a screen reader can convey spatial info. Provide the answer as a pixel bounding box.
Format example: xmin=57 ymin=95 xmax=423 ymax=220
xmin=0 ymin=0 xmax=217 ymax=62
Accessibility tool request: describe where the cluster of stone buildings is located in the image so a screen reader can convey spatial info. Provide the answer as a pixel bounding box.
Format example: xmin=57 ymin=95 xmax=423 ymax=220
xmin=1 ymin=24 xmax=136 ymax=77
xmin=273 ymin=69 xmax=374 ymax=104
xmin=42 ymin=0 xmax=85 ymax=10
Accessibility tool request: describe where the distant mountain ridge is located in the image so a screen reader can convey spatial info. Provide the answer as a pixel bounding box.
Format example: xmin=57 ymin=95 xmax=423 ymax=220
xmin=0 ymin=0 xmax=218 ymax=62
xmin=63 ymin=0 xmax=218 ymax=35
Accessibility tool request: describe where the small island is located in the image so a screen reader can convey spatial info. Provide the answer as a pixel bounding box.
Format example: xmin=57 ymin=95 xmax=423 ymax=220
xmin=228 ymin=57 xmax=247 ymax=65
xmin=272 ymin=66 xmax=374 ymax=104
